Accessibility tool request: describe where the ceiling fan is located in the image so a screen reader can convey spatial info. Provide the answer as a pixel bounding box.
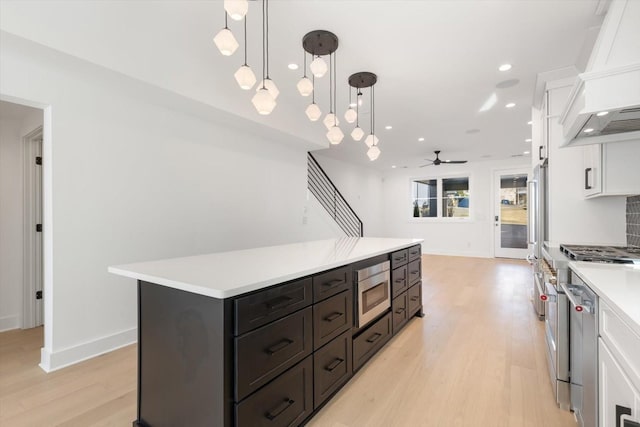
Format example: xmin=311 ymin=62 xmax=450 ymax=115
xmin=419 ymin=150 xmax=468 ymax=167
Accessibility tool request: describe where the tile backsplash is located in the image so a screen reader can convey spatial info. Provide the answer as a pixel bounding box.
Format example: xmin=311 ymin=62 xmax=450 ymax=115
xmin=628 ymin=195 xmax=640 ymax=247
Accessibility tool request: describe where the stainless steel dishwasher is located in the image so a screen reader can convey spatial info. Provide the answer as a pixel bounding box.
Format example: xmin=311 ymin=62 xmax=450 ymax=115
xmin=562 ymin=270 xmax=598 ymax=427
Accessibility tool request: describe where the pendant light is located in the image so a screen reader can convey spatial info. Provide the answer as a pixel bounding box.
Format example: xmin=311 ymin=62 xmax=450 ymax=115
xmin=254 ymin=0 xmax=278 ymax=100
xmin=325 ymin=52 xmax=344 ymax=144
xmin=234 ymin=17 xmax=256 ymax=90
xmin=224 ymin=0 xmax=248 ymax=21
xmin=251 ymin=0 xmax=276 ymax=115
xmin=349 ymin=72 xmax=380 ymax=159
xmin=296 ymin=52 xmax=313 ymax=97
xmin=344 ymin=87 xmax=357 ymax=123
xmin=310 ymin=56 xmax=328 ymax=78
xmin=214 ymin=13 xmax=239 ymax=56
xmin=305 ymin=75 xmax=322 ymax=121
xmin=304 ymin=76 xmax=322 ymax=122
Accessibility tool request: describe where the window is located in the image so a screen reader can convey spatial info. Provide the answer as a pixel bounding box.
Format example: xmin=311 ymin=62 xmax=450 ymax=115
xmin=411 ymin=176 xmax=471 ymax=219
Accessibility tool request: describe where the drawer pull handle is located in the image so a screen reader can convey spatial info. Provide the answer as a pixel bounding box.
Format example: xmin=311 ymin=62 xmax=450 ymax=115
xmin=265 ymin=338 xmax=294 ymax=355
xmin=323 ymin=279 xmax=344 ymax=287
xmin=265 ymin=398 xmax=295 ymax=421
xmin=395 ymin=307 xmax=406 ymax=314
xmin=265 ymin=295 xmax=293 ymax=310
xmin=394 ymin=279 xmax=405 ymax=284
xmin=410 ymin=296 xmax=420 ymax=301
xmin=325 ymin=358 xmax=344 ymax=372
xmin=410 ymin=270 xmax=419 ymax=275
xmin=366 ymin=332 xmax=382 ymax=343
xmin=324 ymin=312 xmax=343 ymax=322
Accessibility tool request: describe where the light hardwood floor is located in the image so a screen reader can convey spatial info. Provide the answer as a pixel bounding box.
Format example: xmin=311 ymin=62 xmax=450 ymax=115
xmin=0 ymin=255 xmax=576 ymax=426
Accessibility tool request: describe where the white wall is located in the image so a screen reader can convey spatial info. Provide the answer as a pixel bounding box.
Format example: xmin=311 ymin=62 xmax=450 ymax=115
xmin=0 ymin=106 xmax=43 ymax=332
xmin=311 ymin=153 xmax=385 ymax=237
xmin=381 ymin=157 xmax=530 ymax=257
xmin=0 ymin=32 xmax=336 ymax=370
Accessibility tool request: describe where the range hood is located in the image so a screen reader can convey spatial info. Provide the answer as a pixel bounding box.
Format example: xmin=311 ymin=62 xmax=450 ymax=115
xmin=559 ymin=63 xmax=640 ymax=146
xmin=559 ymin=0 xmax=640 ymax=147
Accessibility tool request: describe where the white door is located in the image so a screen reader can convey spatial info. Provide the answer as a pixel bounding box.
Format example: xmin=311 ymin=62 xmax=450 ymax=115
xmin=494 ymin=169 xmax=530 ymax=259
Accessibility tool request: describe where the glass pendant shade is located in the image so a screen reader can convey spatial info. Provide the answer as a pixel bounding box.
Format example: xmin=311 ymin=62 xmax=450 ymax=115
xmin=296 ymin=77 xmax=313 ymax=97
xmin=257 ymin=79 xmax=280 ymax=100
xmin=326 ymin=126 xmax=345 ymax=145
xmin=252 ymin=88 xmax=276 ymax=115
xmin=364 ymin=134 xmax=379 ymax=148
xmin=224 ymin=0 xmax=249 ymax=21
xmin=367 ymin=145 xmax=381 ymax=161
xmin=323 ymin=113 xmax=339 ymax=130
xmin=305 ymin=103 xmax=322 ymax=121
xmin=214 ymin=28 xmax=239 ymax=56
xmin=310 ymin=57 xmax=328 ymax=78
xmin=351 ymin=126 xmax=365 ymax=141
xmin=344 ymin=108 xmax=357 ymax=123
xmin=234 ymin=65 xmax=256 ymax=90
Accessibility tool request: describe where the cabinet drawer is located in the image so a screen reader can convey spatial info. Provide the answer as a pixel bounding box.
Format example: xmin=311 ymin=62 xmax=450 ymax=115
xmin=353 ymin=312 xmax=391 ymax=371
xmin=408 ymin=245 xmax=421 ymax=262
xmin=234 ymin=278 xmax=312 ymax=335
xmin=407 ymin=258 xmax=421 ymax=286
xmin=313 ymin=266 xmax=352 ymax=302
xmin=314 ymin=330 xmax=353 ymax=409
xmin=408 ymin=283 xmax=422 ymax=316
xmin=391 ymin=249 xmax=408 ymax=269
xmin=236 ymin=356 xmax=313 ymax=427
xmin=235 ymin=307 xmax=313 ymax=401
xmin=392 ymin=292 xmax=408 ymax=334
xmin=391 ymin=265 xmax=408 ymax=299
xmin=599 ymin=300 xmax=640 ymax=389
xmin=313 ymin=290 xmax=353 ymax=350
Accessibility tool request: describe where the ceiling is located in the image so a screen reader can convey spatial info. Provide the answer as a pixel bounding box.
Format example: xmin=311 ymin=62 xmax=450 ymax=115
xmin=0 ymin=1 xmax=604 ymax=170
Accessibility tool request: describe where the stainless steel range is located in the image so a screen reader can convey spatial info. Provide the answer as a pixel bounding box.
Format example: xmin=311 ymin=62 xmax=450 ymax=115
xmin=560 ymin=244 xmax=640 ymax=264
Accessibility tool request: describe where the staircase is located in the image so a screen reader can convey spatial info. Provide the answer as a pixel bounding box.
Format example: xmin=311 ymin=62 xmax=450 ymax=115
xmin=307 ymin=153 xmax=363 ymax=237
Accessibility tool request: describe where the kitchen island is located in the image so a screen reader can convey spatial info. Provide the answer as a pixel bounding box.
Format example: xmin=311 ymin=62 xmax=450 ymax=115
xmin=109 ymin=237 xmax=424 ymax=427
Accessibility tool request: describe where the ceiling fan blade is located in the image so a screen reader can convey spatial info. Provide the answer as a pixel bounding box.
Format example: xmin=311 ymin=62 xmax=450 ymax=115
xmin=419 ymin=162 xmax=434 ymax=167
xmin=442 ymin=160 xmax=468 ymax=164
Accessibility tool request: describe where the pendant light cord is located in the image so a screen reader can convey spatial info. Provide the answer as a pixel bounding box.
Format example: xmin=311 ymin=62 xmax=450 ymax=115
xmin=303 ymin=52 xmax=307 ymax=78
xmin=261 ymin=0 xmax=266 ymax=89
xmin=243 ymin=15 xmax=248 ymax=66
xmin=333 ymin=51 xmax=337 ymax=125
xmin=355 ymin=87 xmax=359 ymax=127
xmin=312 ymin=74 xmax=315 ymax=103
xmin=225 ymin=12 xmax=228 ymax=29
xmin=265 ymin=0 xmax=270 ymax=79
xmin=329 ymin=53 xmax=333 ymax=114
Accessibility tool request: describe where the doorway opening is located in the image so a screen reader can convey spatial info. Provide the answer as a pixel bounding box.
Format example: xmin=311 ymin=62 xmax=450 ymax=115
xmin=0 ymin=100 xmax=45 ymax=346
xmin=494 ymin=168 xmax=530 ymax=259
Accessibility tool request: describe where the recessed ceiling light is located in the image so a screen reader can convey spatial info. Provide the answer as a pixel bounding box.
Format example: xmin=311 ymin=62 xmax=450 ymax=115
xmin=527 ymin=121 xmax=533 ymax=125
xmin=596 ymin=111 xmax=609 ymax=116
xmin=525 ymin=138 xmax=532 ymax=142
xmin=418 ymin=137 xmax=425 ymax=142
xmin=495 ymin=79 xmax=519 ymax=89
xmin=385 ymin=125 xmax=392 ymax=130
xmin=524 ymin=151 xmax=530 ymax=154
xmin=583 ymin=128 xmax=595 ymax=133
xmin=505 ymin=102 xmax=516 ymax=108
xmin=287 ymin=63 xmax=299 ymax=70
xmin=499 ymin=64 xmax=512 ymax=72
xmin=391 ymin=165 xmax=397 ymax=169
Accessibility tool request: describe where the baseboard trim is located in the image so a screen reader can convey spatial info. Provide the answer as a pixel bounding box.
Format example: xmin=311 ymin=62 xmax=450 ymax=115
xmin=0 ymin=315 xmax=20 ymax=332
xmin=39 ymin=327 xmax=137 ymax=373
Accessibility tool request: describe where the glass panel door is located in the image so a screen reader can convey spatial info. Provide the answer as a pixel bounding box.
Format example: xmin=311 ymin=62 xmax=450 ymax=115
xmin=494 ymin=169 xmax=530 ymax=259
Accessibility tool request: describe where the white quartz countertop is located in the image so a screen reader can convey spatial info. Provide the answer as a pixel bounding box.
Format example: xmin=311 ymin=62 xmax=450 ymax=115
xmin=569 ymin=261 xmax=640 ymax=338
xmin=108 ymin=237 xmax=423 ymax=299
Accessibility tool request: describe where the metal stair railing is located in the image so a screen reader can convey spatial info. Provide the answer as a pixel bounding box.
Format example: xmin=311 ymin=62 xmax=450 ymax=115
xmin=307 ymin=152 xmax=363 ymax=237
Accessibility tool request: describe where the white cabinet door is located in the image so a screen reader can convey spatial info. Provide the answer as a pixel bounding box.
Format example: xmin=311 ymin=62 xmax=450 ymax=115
xmin=599 ymin=339 xmax=640 ymax=427
xmin=583 ymin=144 xmax=602 ymax=197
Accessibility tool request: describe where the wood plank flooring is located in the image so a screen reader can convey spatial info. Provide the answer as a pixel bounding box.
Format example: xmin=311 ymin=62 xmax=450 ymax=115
xmin=0 ymin=255 xmax=576 ymax=426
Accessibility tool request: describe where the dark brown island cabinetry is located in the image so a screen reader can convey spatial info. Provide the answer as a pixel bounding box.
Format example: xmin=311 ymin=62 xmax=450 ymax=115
xmin=134 ymin=244 xmax=423 ymax=427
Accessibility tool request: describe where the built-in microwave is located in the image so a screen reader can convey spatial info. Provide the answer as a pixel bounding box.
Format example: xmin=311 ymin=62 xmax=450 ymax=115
xmin=355 ymin=260 xmax=391 ymax=328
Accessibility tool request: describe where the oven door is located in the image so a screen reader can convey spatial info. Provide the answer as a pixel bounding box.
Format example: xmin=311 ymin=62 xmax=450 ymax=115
xmin=357 ymin=270 xmax=391 ymax=328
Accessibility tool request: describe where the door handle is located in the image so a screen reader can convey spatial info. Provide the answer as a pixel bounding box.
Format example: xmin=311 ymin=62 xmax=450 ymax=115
xmin=539 ymin=145 xmax=544 ymax=161
xmin=585 ymin=168 xmax=592 ymax=190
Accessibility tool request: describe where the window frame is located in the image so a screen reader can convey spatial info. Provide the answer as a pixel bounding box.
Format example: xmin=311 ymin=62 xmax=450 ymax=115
xmin=408 ymin=173 xmax=473 ymax=222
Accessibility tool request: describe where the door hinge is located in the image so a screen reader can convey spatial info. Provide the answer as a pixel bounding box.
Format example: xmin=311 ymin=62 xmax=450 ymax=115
xmin=36 ymin=291 xmax=43 ymax=300
xmin=36 ymin=224 xmax=42 ymax=232
xmin=35 ymin=156 xmax=42 ymax=165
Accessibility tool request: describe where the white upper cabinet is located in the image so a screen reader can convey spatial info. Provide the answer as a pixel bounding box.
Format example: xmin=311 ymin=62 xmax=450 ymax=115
xmin=582 ymin=140 xmax=640 ymax=198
